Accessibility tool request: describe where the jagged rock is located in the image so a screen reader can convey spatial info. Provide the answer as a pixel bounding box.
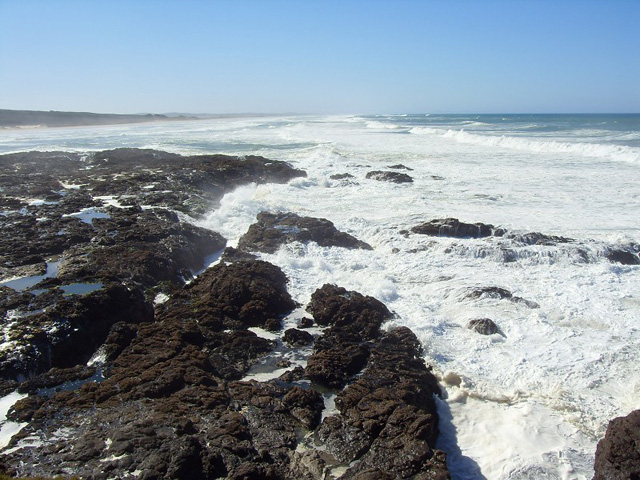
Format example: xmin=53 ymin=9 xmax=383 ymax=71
xmin=283 ymin=328 xmax=314 ymax=347
xmin=0 ymin=261 xmax=302 ymax=478
xmin=6 ymin=395 xmax=46 ymax=423
xmin=0 ymin=148 xmax=453 ymax=479
xmin=237 ymin=211 xmax=372 ymax=254
xmin=366 ymin=170 xmax=413 ymax=183
xmin=0 ymin=148 xmax=305 ymax=280
xmin=411 ymin=218 xmax=504 ymax=238
xmin=16 ymin=365 xmax=98 ymax=395
xmin=607 ymin=249 xmax=640 ymax=265
xmin=318 ymin=327 xmax=447 ymax=478
xmin=593 ymin=409 xmax=640 ymax=480
xmin=0 ymin=284 xmax=153 ymax=381
xmin=0 ymin=148 xmax=308 ymax=383
xmin=504 ymin=231 xmax=573 ymax=246
xmin=304 ymin=284 xmax=393 ymax=389
xmin=0 ymin=273 xmax=451 ymax=479
xmin=306 ymin=283 xmax=392 ymax=328
xmin=279 ymin=366 xmax=306 ymax=383
xmin=53 ymin=207 xmax=227 ymax=288
xmin=162 ymin=260 xmax=297 ymax=332
xmin=467 ymin=318 xmax=500 ymax=336
xmin=100 ymin=321 xmax=140 ymax=362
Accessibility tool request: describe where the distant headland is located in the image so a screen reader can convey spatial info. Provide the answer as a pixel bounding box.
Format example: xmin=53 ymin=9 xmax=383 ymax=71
xmin=0 ymin=109 xmax=194 ymax=129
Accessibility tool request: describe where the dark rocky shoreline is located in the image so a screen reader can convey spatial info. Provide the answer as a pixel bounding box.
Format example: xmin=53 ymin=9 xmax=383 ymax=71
xmin=0 ymin=149 xmax=448 ymax=479
xmin=0 ymin=148 xmax=637 ymax=479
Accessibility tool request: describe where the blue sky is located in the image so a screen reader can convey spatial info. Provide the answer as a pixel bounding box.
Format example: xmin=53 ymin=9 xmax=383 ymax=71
xmin=0 ymin=0 xmax=638 ymax=114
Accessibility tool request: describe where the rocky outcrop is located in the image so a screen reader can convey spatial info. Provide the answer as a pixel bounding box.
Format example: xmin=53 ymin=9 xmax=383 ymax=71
xmin=1 ymin=272 xmax=450 ymax=479
xmin=237 ymin=211 xmax=372 ymax=254
xmin=593 ymin=409 xmax=640 ymax=480
xmin=304 ymin=284 xmax=392 ymax=388
xmin=0 ymin=149 xmax=451 ymax=479
xmin=606 ymin=248 xmax=640 ymax=265
xmin=2 ymin=260 xmax=300 ymax=478
xmin=0 ymin=283 xmax=153 ymax=381
xmin=411 ymin=218 xmax=503 ymax=238
xmin=409 ymin=218 xmax=639 ymax=267
xmin=0 ymin=149 xmax=306 ymax=383
xmin=366 ymin=170 xmax=414 ymax=183
xmin=315 ymin=324 xmax=447 ymax=478
xmin=503 ymin=231 xmax=573 ymax=246
xmin=283 ymin=328 xmax=314 ymax=347
xmin=410 ymin=218 xmax=575 ymax=245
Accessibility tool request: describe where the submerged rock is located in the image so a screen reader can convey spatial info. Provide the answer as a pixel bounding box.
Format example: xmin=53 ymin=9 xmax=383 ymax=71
xmin=593 ymin=409 xmax=640 ymax=480
xmin=329 ymin=173 xmax=355 ymax=180
xmin=504 ymin=231 xmax=573 ymax=246
xmin=606 ymin=248 xmax=640 ymax=265
xmin=467 ymin=318 xmax=500 ymax=336
xmin=238 ymin=211 xmax=372 ymax=253
xmin=466 ymin=286 xmax=539 ymax=309
xmin=387 ymin=164 xmax=414 ymax=171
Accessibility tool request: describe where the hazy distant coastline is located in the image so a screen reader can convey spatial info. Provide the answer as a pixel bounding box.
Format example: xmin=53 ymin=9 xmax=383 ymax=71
xmin=0 ymin=109 xmax=194 ymax=129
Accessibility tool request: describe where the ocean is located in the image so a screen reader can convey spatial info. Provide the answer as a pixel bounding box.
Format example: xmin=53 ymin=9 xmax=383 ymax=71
xmin=2 ymin=113 xmax=639 ymax=479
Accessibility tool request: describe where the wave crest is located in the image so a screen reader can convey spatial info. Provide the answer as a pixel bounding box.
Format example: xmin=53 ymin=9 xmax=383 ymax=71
xmin=410 ymin=127 xmax=640 ymax=164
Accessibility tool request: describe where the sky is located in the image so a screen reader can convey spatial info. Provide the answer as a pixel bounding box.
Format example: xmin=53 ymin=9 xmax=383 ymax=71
xmin=0 ymin=0 xmax=638 ymax=114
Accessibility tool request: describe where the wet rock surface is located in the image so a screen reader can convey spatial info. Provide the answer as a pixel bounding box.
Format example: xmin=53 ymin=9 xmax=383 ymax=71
xmin=606 ymin=248 xmax=640 ymax=265
xmin=0 ymin=284 xmax=153 ymax=381
xmin=366 ymin=170 xmax=414 ymax=183
xmin=329 ymin=173 xmax=355 ymax=180
xmin=467 ymin=318 xmax=500 ymax=336
xmin=388 ymin=164 xmax=414 ymax=171
xmin=1 ymin=273 xmax=449 ymax=479
xmin=0 ymin=148 xmax=305 ymax=382
xmin=465 ymin=286 xmax=539 ymax=309
xmin=283 ymin=328 xmax=313 ymax=347
xmin=237 ymin=211 xmax=372 ymax=253
xmin=0 ymin=149 xmax=452 ymax=479
xmin=411 ymin=218 xmax=504 ymax=238
xmin=410 ymin=217 xmax=635 ymax=266
xmin=305 ymin=284 xmax=392 ymax=389
xmin=316 ymin=324 xmax=447 ymax=478
xmin=593 ymin=409 xmax=640 ymax=480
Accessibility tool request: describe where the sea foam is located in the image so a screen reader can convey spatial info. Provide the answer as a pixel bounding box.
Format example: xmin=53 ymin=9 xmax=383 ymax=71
xmin=408 ymin=126 xmax=640 ymax=164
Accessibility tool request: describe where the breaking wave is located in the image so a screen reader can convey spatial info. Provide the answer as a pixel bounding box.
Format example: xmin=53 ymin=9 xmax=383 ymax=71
xmin=409 ymin=127 xmax=640 ymax=164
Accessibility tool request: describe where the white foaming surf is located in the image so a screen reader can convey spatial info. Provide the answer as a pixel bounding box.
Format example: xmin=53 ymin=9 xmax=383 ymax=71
xmin=1 ymin=113 xmax=639 ymax=479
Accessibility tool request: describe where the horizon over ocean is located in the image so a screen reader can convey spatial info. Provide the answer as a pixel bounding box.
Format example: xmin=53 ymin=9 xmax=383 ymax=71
xmin=1 ymin=113 xmax=639 ymax=479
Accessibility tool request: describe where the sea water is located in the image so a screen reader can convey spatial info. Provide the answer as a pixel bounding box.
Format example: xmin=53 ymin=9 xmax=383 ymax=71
xmin=2 ymin=114 xmax=640 ymax=479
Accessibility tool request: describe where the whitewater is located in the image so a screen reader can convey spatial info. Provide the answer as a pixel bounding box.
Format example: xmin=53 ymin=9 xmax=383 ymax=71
xmin=2 ymin=114 xmax=639 ymax=479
